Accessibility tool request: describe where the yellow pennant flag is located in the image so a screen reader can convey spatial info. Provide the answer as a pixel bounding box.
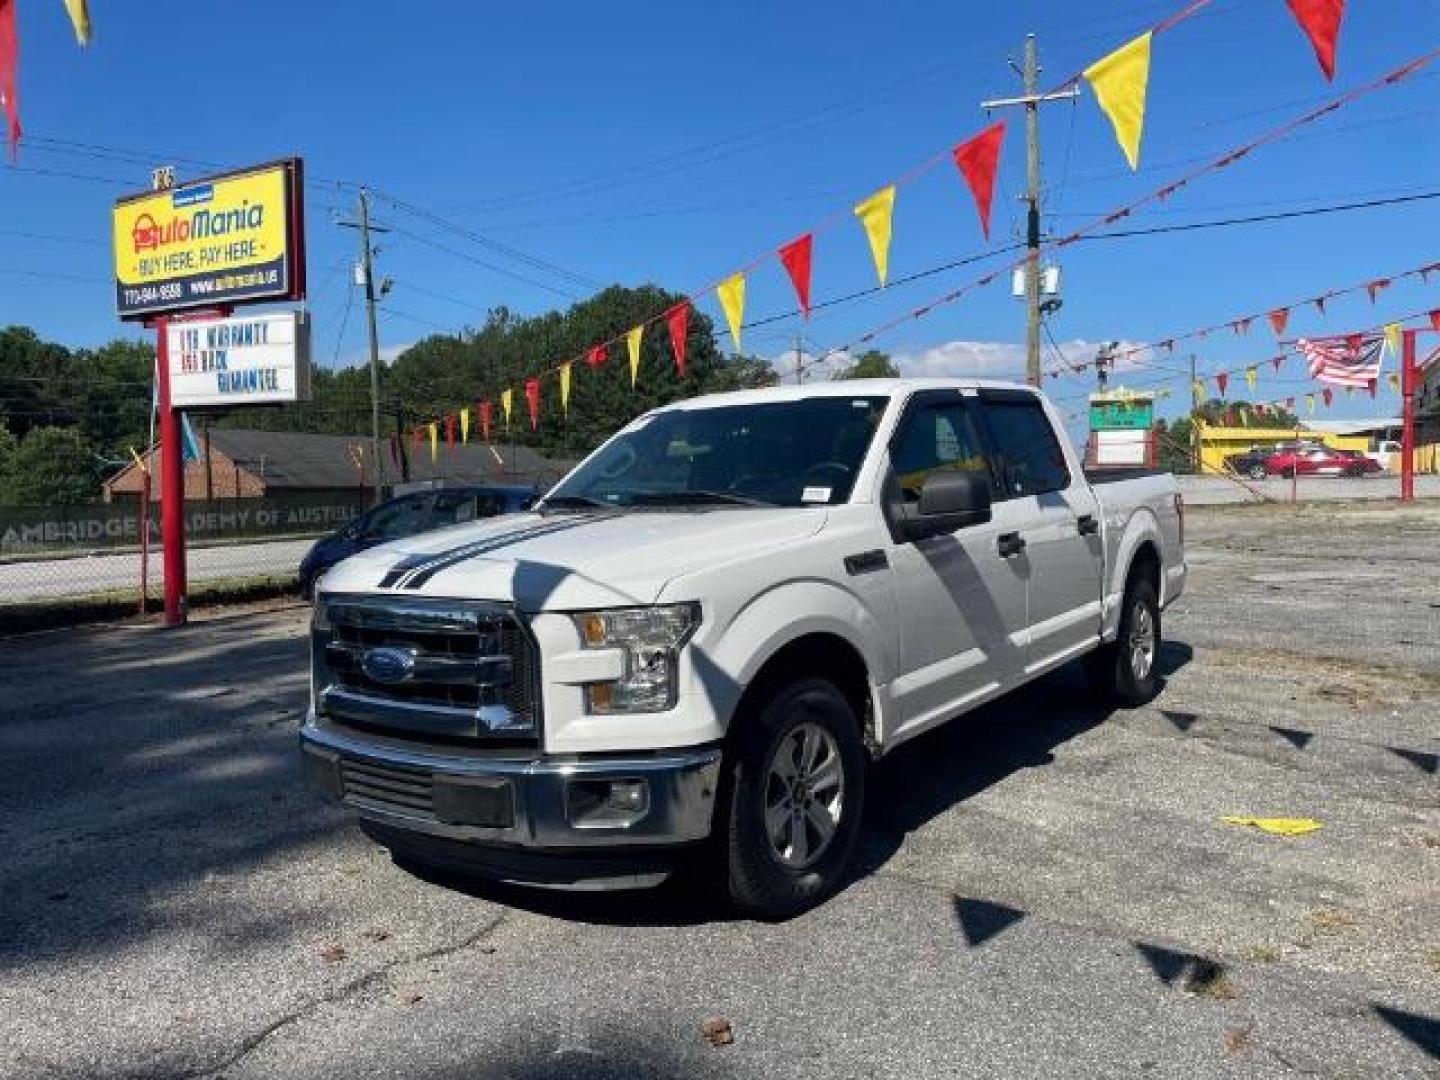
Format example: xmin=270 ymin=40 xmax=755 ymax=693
xmin=1084 ymin=32 xmax=1152 ymax=170
xmin=1221 ymin=816 xmax=1322 ymax=837
xmin=1244 ymin=365 xmax=1257 ymax=393
xmin=500 ymin=388 xmax=513 ymax=430
xmin=1306 ymin=393 xmax=1316 ymax=415
xmin=1383 ymin=322 xmax=1401 ymax=357
xmin=427 ymin=422 xmax=438 ymax=463
xmin=128 ymin=446 xmax=149 ymax=475
xmin=1387 ymin=372 xmax=1400 ymax=393
xmin=716 ymin=272 xmax=746 ymax=352
xmin=460 ymin=407 xmax=470 ymax=443
xmin=626 ymin=326 xmax=643 ymax=387
xmin=63 ymin=0 xmax=91 ymax=46
xmin=853 ymin=184 xmax=897 ymax=287
xmin=559 ymin=362 xmax=572 ymax=417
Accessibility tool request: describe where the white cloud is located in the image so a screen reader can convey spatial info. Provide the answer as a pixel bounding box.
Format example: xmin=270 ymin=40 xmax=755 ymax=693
xmin=892 ymin=337 xmax=1149 ymax=379
xmin=333 ymin=341 xmax=415 ymax=369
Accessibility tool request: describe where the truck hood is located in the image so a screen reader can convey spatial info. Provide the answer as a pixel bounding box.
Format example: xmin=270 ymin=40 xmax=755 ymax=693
xmin=317 ymin=508 xmax=827 ymax=610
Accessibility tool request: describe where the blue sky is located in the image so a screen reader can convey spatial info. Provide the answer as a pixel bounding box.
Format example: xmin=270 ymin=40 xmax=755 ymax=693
xmin=2 ymin=0 xmax=1437 ymax=428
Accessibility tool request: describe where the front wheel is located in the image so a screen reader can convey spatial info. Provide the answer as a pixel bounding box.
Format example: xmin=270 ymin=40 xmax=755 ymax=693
xmin=719 ymin=678 xmax=866 ymax=919
xmin=1086 ymin=577 xmax=1162 ymax=707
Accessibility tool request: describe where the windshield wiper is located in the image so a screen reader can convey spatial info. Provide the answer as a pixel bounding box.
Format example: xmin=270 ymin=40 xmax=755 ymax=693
xmin=631 ymin=490 xmax=775 ymax=508
xmin=536 ymin=494 xmax=611 ymax=511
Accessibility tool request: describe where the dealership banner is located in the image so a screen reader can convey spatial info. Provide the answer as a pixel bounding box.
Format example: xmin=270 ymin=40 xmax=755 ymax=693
xmin=165 ymin=311 xmax=312 ymax=409
xmin=111 ymin=159 xmax=306 ymax=319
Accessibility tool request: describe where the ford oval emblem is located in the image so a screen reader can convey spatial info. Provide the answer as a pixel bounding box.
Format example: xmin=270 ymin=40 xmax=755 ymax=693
xmin=361 ymin=646 xmax=415 ymax=685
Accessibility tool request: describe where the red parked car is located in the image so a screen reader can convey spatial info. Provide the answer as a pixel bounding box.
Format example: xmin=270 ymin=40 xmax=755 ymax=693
xmin=1261 ymin=446 xmax=1382 ymax=478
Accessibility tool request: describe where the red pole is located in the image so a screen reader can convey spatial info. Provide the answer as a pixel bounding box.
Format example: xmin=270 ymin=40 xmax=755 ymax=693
xmin=138 ymin=467 xmax=151 ymax=616
xmin=1401 ymin=329 xmax=1417 ymax=503
xmin=154 ymin=315 xmax=188 ymax=625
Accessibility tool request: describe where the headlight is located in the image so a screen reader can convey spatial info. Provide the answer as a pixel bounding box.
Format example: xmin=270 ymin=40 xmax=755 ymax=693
xmin=572 ymin=603 xmax=700 ymax=714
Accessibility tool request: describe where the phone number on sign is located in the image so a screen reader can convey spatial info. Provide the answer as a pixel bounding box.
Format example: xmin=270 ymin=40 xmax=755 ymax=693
xmin=122 ymin=283 xmax=184 ymax=305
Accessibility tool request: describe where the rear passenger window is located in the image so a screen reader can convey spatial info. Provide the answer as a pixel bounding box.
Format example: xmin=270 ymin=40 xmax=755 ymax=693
xmin=890 ymin=402 xmax=994 ymax=503
xmin=977 ymin=397 xmax=1071 ymax=498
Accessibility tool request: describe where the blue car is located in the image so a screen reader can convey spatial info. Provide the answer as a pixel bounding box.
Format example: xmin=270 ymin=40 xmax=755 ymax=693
xmin=299 ymin=485 xmax=536 ymax=598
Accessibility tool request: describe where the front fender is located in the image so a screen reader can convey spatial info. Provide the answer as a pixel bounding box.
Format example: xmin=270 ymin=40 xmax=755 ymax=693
xmin=688 ymin=578 xmax=895 ymax=738
xmin=1103 ymin=507 xmax=1162 ymax=640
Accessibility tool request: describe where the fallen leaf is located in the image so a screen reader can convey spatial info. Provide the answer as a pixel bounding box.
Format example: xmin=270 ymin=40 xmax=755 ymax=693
xmin=701 ymin=1017 xmax=734 ymax=1047
xmin=320 ymin=943 xmax=347 ymax=963
xmin=1221 ymin=816 xmax=1322 ymax=836
xmin=1224 ymin=1023 xmax=1254 ymax=1055
xmin=361 ymin=928 xmax=391 ymax=943
xmin=401 ymin=993 xmax=423 ymax=1006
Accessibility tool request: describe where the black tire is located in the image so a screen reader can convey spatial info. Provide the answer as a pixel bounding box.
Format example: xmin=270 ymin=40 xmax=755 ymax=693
xmin=718 ymin=678 xmax=865 ymax=919
xmin=1085 ymin=576 xmax=1162 ymax=707
xmin=1247 ymin=464 xmax=1266 ymax=480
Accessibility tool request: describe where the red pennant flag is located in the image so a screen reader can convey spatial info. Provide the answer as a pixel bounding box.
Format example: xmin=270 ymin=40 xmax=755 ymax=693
xmin=1285 ymin=0 xmax=1345 ymax=81
xmin=443 ymin=413 xmax=456 ymax=448
xmin=1231 ymin=318 xmax=1252 ymax=336
xmin=665 ymin=301 xmax=690 ymax=376
xmin=585 ymin=344 xmax=606 ymax=368
xmin=1216 ymin=372 xmax=1229 ymax=396
xmin=524 ymin=378 xmax=540 ymax=430
xmin=778 ymin=234 xmax=813 ymax=319
xmin=1430 ymin=309 xmax=1440 ymax=332
xmin=1322 ymin=387 xmax=1333 ymax=407
xmin=1314 ymin=296 xmax=1327 ymax=315
xmin=479 ymin=400 xmax=492 ymax=441
xmin=1272 ymin=355 xmax=1284 ymax=372
xmin=1268 ymin=308 xmax=1289 ymax=337
xmin=0 ymin=0 xmax=19 ymax=156
xmin=1368 ymin=380 xmax=1377 ymax=399
xmin=952 ymin=122 xmax=1005 ymax=241
xmin=1366 ymin=278 xmax=1390 ymax=303
xmin=1160 ymin=339 xmax=1175 ymax=353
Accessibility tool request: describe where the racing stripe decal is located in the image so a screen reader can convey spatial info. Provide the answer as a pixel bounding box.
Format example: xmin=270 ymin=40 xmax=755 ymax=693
xmin=377 ymin=514 xmax=614 ymax=590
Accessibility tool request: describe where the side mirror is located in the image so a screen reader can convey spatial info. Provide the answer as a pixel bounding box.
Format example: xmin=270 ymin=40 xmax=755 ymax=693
xmin=898 ymin=471 xmax=992 ymax=542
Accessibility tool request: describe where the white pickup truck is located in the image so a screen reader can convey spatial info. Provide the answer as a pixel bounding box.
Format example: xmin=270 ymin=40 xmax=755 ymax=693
xmin=302 ymin=380 xmax=1185 ymax=916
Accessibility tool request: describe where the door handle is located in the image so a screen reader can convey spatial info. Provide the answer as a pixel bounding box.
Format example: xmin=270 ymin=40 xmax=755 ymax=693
xmin=997 ymin=531 xmax=1026 ymax=558
xmin=1077 ymin=514 xmax=1099 ymax=536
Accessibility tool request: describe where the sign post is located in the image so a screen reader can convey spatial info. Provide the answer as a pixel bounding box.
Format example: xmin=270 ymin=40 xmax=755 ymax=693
xmin=113 ymin=158 xmax=306 ymax=626
xmin=1401 ymin=329 xmax=1417 ymax=504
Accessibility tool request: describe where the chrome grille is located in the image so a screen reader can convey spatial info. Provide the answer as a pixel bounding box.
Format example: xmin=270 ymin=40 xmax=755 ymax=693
xmin=313 ymin=595 xmax=539 ymax=743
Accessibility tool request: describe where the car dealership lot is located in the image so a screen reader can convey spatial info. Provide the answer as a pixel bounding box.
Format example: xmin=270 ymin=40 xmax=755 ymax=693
xmin=1 ymin=501 xmax=1436 ymax=1079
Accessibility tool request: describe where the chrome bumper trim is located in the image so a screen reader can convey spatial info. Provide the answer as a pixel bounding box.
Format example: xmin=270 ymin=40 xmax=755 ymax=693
xmin=300 ymin=720 xmax=722 ymax=849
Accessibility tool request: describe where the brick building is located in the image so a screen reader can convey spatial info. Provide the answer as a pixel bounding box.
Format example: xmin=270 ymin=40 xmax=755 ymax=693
xmin=102 ymin=428 xmax=574 ymax=504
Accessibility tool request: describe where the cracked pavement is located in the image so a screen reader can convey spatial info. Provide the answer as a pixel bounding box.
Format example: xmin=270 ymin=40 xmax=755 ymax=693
xmin=2 ymin=501 xmax=1437 ymax=1078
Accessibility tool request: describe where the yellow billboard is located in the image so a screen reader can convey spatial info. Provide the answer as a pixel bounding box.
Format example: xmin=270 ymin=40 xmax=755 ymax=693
xmin=112 ymin=159 xmax=305 ymax=319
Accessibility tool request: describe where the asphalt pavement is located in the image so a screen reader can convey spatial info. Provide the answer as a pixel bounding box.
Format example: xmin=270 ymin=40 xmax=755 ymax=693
xmin=1 ymin=502 xmax=1436 ymax=1078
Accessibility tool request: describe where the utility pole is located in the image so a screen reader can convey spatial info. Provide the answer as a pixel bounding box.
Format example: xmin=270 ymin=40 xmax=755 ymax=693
xmin=981 ymin=35 xmax=1080 ymax=387
xmin=1188 ymin=353 xmax=1199 ymax=473
xmin=1095 ymin=342 xmax=1116 ymax=391
xmin=795 ymin=334 xmax=804 ymax=385
xmin=338 ymin=191 xmax=391 ymax=504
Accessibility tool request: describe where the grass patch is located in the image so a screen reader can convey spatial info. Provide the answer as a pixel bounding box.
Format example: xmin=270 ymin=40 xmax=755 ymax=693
xmin=0 ymin=573 xmax=299 ymax=635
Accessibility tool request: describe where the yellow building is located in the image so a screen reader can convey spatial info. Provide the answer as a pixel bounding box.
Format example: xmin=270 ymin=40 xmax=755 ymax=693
xmin=1193 ymin=422 xmax=1368 ymax=475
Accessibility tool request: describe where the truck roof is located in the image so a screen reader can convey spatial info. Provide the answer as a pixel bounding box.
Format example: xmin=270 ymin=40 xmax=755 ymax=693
xmin=658 ymin=378 xmax=1038 ymax=411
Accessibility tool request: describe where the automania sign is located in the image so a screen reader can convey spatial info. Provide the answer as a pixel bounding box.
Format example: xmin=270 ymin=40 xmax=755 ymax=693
xmin=112 ymin=159 xmax=306 ymax=319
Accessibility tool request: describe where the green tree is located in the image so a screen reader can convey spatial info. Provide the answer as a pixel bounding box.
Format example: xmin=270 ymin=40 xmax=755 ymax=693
xmin=0 ymin=423 xmax=19 ymax=504
xmin=6 ymin=426 xmax=98 ymax=506
xmin=832 ymin=350 xmax=899 ymax=380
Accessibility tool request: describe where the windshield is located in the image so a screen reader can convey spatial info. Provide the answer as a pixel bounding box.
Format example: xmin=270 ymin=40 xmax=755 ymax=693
xmin=547 ymin=396 xmax=889 ymax=508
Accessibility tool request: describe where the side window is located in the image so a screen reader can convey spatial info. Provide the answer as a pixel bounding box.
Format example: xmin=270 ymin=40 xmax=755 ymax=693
xmin=431 ymin=492 xmax=477 ymax=526
xmin=977 ymin=397 xmax=1071 ymax=498
xmin=365 ymin=496 xmax=432 ymax=538
xmin=889 ymin=402 xmax=993 ymax=503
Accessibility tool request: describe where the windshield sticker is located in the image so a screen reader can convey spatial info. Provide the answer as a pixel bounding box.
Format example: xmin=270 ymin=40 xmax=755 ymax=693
xmin=801 ymin=486 xmax=833 ymax=504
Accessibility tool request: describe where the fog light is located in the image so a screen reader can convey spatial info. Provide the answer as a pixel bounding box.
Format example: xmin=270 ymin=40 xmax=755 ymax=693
xmin=567 ymin=778 xmax=650 ymax=828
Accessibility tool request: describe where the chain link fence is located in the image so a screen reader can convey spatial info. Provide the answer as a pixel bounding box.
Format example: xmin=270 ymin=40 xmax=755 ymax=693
xmin=0 ymin=495 xmax=362 ymax=611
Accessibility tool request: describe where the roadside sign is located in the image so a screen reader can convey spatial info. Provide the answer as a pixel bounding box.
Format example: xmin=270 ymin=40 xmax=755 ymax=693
xmin=165 ymin=311 xmax=312 ymax=410
xmin=1089 ymin=396 xmax=1154 ymax=430
xmin=112 ymin=158 xmax=306 ymax=319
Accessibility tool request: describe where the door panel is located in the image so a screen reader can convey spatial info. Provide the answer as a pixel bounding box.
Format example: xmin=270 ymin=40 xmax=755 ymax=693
xmin=883 ymin=394 xmax=1029 ymax=741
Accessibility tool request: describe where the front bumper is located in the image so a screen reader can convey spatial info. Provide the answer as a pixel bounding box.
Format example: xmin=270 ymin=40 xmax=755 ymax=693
xmin=299 ymin=720 xmax=722 ymax=854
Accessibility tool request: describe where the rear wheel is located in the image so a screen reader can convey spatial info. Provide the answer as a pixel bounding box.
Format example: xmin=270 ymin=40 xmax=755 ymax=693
xmin=1086 ymin=576 xmax=1162 ymax=707
xmin=1247 ymin=464 xmax=1266 ymax=480
xmin=719 ymin=678 xmax=865 ymax=919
